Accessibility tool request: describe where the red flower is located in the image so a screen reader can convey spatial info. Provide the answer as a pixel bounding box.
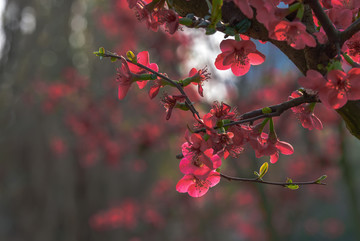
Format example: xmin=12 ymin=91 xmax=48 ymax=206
xmin=269 ymin=21 xmax=316 ymax=49
xmin=176 ymin=171 xmax=220 ymax=198
xmin=215 ymin=40 xmax=265 ymax=76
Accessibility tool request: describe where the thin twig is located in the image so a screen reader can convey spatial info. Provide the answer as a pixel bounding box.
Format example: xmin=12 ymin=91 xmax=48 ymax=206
xmin=103 ymin=51 xmax=203 ymax=123
xmin=220 ymin=173 xmax=326 ymax=187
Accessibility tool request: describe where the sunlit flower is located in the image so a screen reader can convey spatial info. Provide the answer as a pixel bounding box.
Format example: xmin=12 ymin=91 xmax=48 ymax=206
xmin=215 ymin=40 xmax=265 ymax=76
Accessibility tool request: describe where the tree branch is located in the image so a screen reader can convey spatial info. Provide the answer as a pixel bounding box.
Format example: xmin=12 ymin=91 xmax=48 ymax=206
xmin=102 ymin=51 xmax=203 ymax=123
xmin=220 ymin=173 xmax=326 ymax=187
xmin=193 ymin=93 xmax=318 ymax=133
xmin=305 ymin=0 xmax=339 ymax=43
xmin=340 ymin=17 xmax=360 ymax=45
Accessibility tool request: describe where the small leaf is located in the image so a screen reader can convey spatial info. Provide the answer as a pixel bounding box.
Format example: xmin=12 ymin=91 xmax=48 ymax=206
xmin=317 ymin=175 xmax=327 ymax=181
xmin=216 ymin=168 xmax=221 ymax=172
xmin=316 ymin=175 xmax=327 ymax=184
xmin=203 ymin=133 xmax=210 ymax=141
xmin=286 ymin=184 xmax=299 ymax=190
xmin=126 ymin=51 xmax=136 ymax=63
xmin=224 ymin=27 xmax=236 ymax=36
xmin=206 ymin=27 xmax=217 ymax=35
xmin=262 ymin=107 xmax=272 ymax=114
xmin=235 ymin=19 xmax=251 ymax=33
xmin=258 ymin=162 xmax=269 ymax=179
xmin=99 ymin=47 xmax=105 ymax=54
xmin=111 ymin=57 xmax=117 ymax=62
xmin=286 ymin=178 xmax=299 ymax=190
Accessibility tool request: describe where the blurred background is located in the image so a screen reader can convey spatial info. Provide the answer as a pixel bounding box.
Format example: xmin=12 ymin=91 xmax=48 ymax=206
xmin=1 ymin=0 xmax=360 ymax=240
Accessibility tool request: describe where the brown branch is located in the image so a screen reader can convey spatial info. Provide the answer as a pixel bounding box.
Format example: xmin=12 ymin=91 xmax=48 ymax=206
xmin=102 ymin=51 xmax=202 ymax=123
xmin=220 ymin=173 xmax=326 ymax=187
xmin=340 ymin=18 xmax=360 ymax=45
xmin=305 ymin=0 xmax=339 ymax=43
xmin=193 ymin=93 xmax=318 ymax=133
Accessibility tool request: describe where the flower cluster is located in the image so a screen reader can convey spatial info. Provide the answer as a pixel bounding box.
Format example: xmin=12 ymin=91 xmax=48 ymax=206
xmin=176 ymin=102 xmax=294 ymax=197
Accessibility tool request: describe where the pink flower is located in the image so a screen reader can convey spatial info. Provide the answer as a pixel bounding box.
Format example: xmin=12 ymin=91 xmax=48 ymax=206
xmin=289 ymin=91 xmax=323 ymax=130
xmin=254 ymin=133 xmax=294 ymax=164
xmin=116 ymin=59 xmax=135 ymax=100
xmin=215 ymin=40 xmax=265 ymax=76
xmin=179 ymin=148 xmax=222 ymax=178
xmin=203 ymin=101 xmax=236 ymax=130
xmin=161 ymin=94 xmax=186 ymax=120
xmin=327 ymin=7 xmax=353 ymax=30
xmin=188 ymin=67 xmax=210 ymax=97
xmin=269 ymin=21 xmax=316 ymax=49
xmin=299 ymin=69 xmax=360 ymax=109
xmin=343 ymin=32 xmax=360 ymax=63
xmin=128 ymin=51 xmax=158 ymax=89
xmin=181 ymin=133 xmax=219 ymax=171
xmin=176 ymin=171 xmax=220 ymax=198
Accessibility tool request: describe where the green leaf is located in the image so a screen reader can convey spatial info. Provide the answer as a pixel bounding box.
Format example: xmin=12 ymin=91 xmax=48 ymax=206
xmin=206 ymin=26 xmax=217 ymax=35
xmin=235 ymin=19 xmax=251 ymax=33
xmin=224 ymin=27 xmax=236 ymax=36
xmin=262 ymin=107 xmax=272 ymax=114
xmin=286 ymin=178 xmax=299 ymax=190
xmin=99 ymin=47 xmax=105 ymax=54
xmin=111 ymin=57 xmax=117 ymax=62
xmin=316 ymin=175 xmax=327 ymax=184
xmin=179 ymin=17 xmax=193 ymax=26
xmin=203 ymin=133 xmax=210 ymax=141
xmin=286 ymin=184 xmax=299 ymax=190
xmin=126 ymin=51 xmax=136 ymax=63
xmin=258 ymin=162 xmax=269 ymax=179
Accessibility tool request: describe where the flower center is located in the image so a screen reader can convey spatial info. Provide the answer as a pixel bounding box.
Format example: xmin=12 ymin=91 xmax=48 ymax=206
xmin=234 ymin=49 xmax=248 ymax=66
xmin=335 ymin=78 xmax=351 ymax=92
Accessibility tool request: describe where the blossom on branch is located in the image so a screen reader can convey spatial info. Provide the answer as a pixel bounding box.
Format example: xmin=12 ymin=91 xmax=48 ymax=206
xmin=161 ymin=94 xmax=186 ymax=120
xmin=176 ymin=171 xmax=220 ymax=198
xmin=253 ymin=132 xmax=294 ymax=164
xmin=215 ymin=40 xmax=265 ymax=76
xmin=116 ymin=59 xmax=135 ymax=100
xmin=128 ymin=51 xmax=159 ymax=89
xmin=289 ymin=91 xmax=323 ymax=130
xmin=299 ymin=69 xmax=360 ymax=109
xmin=188 ymin=67 xmax=211 ymax=97
xmin=269 ymin=21 xmax=316 ymax=50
